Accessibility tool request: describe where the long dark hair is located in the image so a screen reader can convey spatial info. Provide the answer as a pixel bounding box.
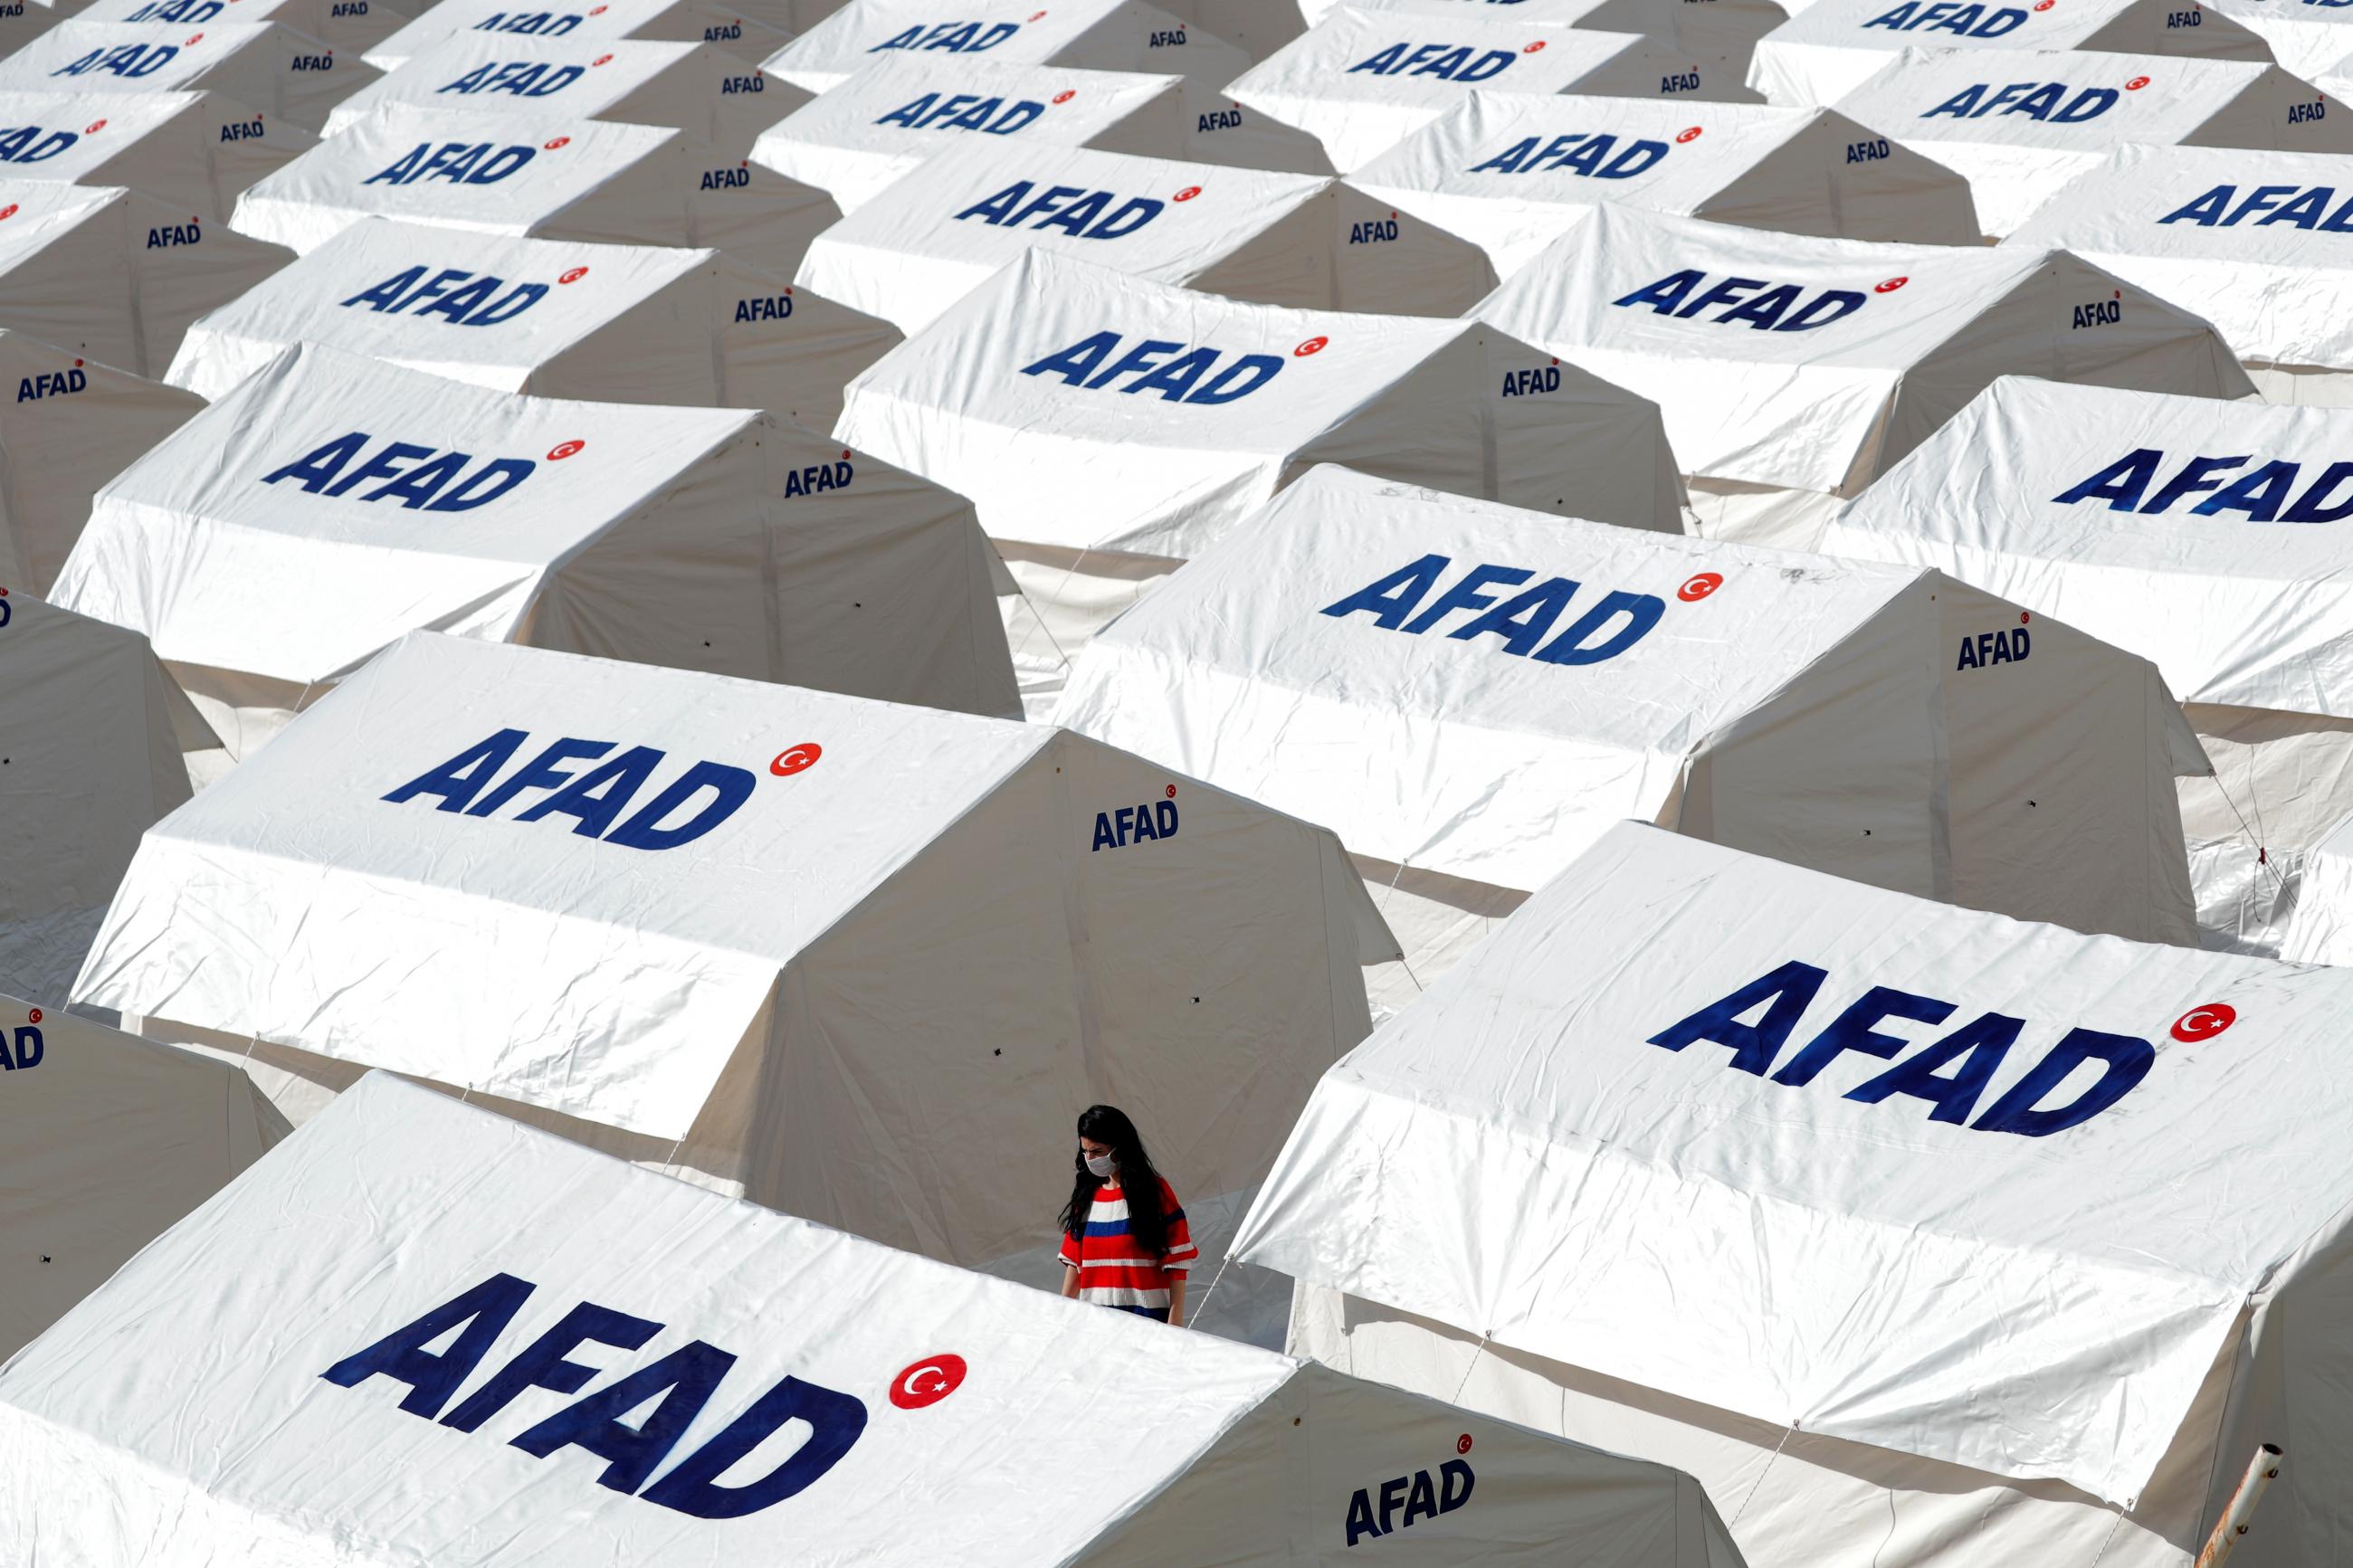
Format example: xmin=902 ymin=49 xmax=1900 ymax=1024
xmin=1058 ymin=1104 xmax=1169 ymax=1257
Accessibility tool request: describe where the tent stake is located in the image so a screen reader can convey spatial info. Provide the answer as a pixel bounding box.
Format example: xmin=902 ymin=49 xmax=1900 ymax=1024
xmin=2196 ymin=1446 xmax=2284 ymax=1567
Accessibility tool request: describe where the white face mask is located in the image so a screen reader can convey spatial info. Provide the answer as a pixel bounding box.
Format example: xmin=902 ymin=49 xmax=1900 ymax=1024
xmin=1084 ymin=1152 xmax=1116 ymax=1179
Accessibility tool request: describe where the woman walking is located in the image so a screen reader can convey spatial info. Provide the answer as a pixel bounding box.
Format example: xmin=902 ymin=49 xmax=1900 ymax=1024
xmin=1057 ymin=1105 xmax=1197 ymax=1326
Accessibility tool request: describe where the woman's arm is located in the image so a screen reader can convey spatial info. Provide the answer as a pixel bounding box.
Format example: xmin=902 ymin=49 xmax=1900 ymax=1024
xmin=1060 ymin=1263 xmax=1081 ymax=1299
xmin=1167 ymin=1273 xmax=1186 ymax=1329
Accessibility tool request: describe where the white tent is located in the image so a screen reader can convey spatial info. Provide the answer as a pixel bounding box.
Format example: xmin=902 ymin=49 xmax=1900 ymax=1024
xmin=52 ymin=341 xmax=1020 ymax=774
xmin=365 ymin=0 xmax=789 ymax=73
xmin=232 ymin=104 xmax=839 ymax=271
xmin=1225 ymin=7 xmax=1756 ymax=176
xmin=834 ymin=249 xmax=1682 ymax=703
xmin=166 ymin=216 xmax=896 ymax=429
xmin=1748 ymin=0 xmax=2269 ymax=109
xmin=2008 ymin=143 xmax=2353 ymax=403
xmin=0 ymin=89 xmax=315 ymax=223
xmin=0 ymin=591 xmax=211 ymax=1005
xmin=321 ymin=36 xmax=802 ymax=149
xmin=0 ymin=179 xmax=291 ymax=378
xmin=0 ymin=22 xmax=385 ymax=133
xmin=0 ymin=995 xmax=285 ymax=1362
xmin=0 ymin=1069 xmax=1748 ymax=1565
xmin=0 ymin=0 xmax=90 ymax=58
xmin=1058 ymin=465 xmax=2205 ymax=1009
xmin=72 ymin=630 xmax=1395 ymax=1345
xmin=748 ymin=55 xmax=1186 ymax=216
xmin=1831 ymin=48 xmax=2353 ymax=236
xmin=71 ymin=0 xmax=415 ymax=53
xmin=1475 ymin=204 xmax=2253 ymax=549
xmin=1347 ymin=90 xmax=1980 ymax=277
xmin=2207 ymin=0 xmax=2353 ymax=78
xmin=795 ymin=138 xmax=1496 ymax=335
xmin=0 ymin=328 xmax=202 ymax=594
xmin=1240 ymin=820 xmax=2353 ymax=1567
xmin=1298 ymin=0 xmax=1795 ymax=77
xmin=1819 ymin=374 xmax=2353 ymax=955
xmin=764 ymin=0 xmax=1331 ymax=174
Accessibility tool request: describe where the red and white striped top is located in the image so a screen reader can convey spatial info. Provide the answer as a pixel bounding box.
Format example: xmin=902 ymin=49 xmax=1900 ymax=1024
xmin=1059 ymin=1176 xmax=1197 ymax=1316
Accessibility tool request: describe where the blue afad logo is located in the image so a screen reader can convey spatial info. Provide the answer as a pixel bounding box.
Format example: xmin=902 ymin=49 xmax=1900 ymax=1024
xmin=1613 ymin=270 xmax=1864 ymax=332
xmin=1648 ymin=963 xmax=2157 ymax=1136
xmin=439 ymin=61 xmax=585 ymax=98
xmin=2159 ymin=183 xmax=2353 ymax=230
xmin=1020 ymin=332 xmax=1283 ymax=404
xmin=320 ymin=1273 xmax=865 ymax=1519
xmin=262 ymin=431 xmax=536 ymax=511
xmin=1862 ymin=1 xmax=2026 ymax=35
xmin=954 ymin=180 xmax=1163 ymax=240
xmin=0 ymin=1022 xmax=41 ymax=1071
xmin=1092 ymin=797 xmax=1177 ymax=851
xmin=1348 ymin=42 xmax=1517 ymax=81
xmin=868 ymin=20 xmax=1018 ymax=53
xmin=17 ymin=366 xmax=83 ymax=402
xmin=2053 ymin=448 xmax=2353 ymax=523
xmin=1347 ymin=1459 xmax=1473 ymax=1548
xmin=1921 ymin=81 xmax=2117 ymax=121
xmin=50 ymin=43 xmax=179 ymax=78
xmin=473 ymin=11 xmax=586 ymax=37
xmin=339 ymin=264 xmax=550 ymax=327
xmin=382 ymin=729 xmax=757 ymax=851
xmin=1470 ymin=132 xmax=1668 ymax=178
xmin=1321 ymin=554 xmax=1663 ymax=666
xmin=874 ymin=91 xmax=1043 ymax=135
xmin=0 ymin=123 xmax=79 ymax=162
xmin=367 ymin=139 xmax=537 ymax=185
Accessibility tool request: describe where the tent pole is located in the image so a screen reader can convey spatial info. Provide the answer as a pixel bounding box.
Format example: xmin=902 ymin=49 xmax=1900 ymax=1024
xmin=2195 ymin=1446 xmax=2285 ymax=1567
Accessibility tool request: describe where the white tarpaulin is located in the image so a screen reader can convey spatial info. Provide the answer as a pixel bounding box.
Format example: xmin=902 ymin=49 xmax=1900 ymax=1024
xmin=763 ymin=0 xmax=1330 ymax=174
xmin=1348 ymin=90 xmax=1980 ymax=277
xmin=2008 ymin=143 xmax=2353 ymax=402
xmin=2209 ymin=0 xmax=2353 ymax=76
xmin=0 ymin=592 xmax=211 ymax=1005
xmin=0 ymin=179 xmax=291 ymax=378
xmin=70 ymin=0 xmax=414 ymax=54
xmin=0 ymin=22 xmax=384 ymax=132
xmin=232 ymin=104 xmax=839 ymax=270
xmin=1748 ymin=0 xmax=2269 ymax=109
xmin=0 ymin=1070 xmax=1748 ymax=1565
xmin=73 ymin=631 xmax=1396 ymax=1345
xmin=166 ymin=216 xmax=896 ymax=428
xmin=0 ymin=90 xmax=314 ymax=223
xmin=52 ymin=341 xmax=1020 ymax=772
xmin=1832 ymin=48 xmax=2353 ymax=236
xmin=0 ymin=995 xmax=284 ymax=1362
xmin=835 ymin=249 xmax=1681 ymax=699
xmin=748 ymin=55 xmax=1186 ymax=215
xmin=1820 ymin=374 xmax=2353 ymax=955
xmin=1241 ymin=822 xmax=2353 ymax=1567
xmin=0 ymin=328 xmax=202 ymax=593
xmin=366 ymin=0 xmax=789 ymax=73
xmin=1299 ymin=0 xmax=1794 ymax=77
xmin=1059 ymin=465 xmax=2205 ymax=1009
xmin=322 ymin=35 xmax=801 ymax=149
xmin=0 ymin=0 xmax=93 ymax=59
xmin=795 ymin=138 xmax=1496 ymax=334
xmin=1226 ymin=7 xmax=1757 ymax=176
xmin=1476 ymin=204 xmax=2253 ymax=548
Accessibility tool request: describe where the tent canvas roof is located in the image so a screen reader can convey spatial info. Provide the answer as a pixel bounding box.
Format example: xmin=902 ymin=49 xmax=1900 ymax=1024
xmin=0 ymin=89 xmax=316 ymax=222
xmin=0 ymin=21 xmax=384 ymax=132
xmin=1475 ymin=204 xmax=2252 ymax=496
xmin=1237 ymin=820 xmax=2353 ymax=1506
xmin=836 ymin=248 xmax=1681 ymax=557
xmin=748 ymin=54 xmax=1186 ymax=214
xmin=231 ymin=103 xmax=838 ymax=264
xmin=365 ymin=0 xmax=788 ymax=73
xmin=793 ymin=138 xmax=1494 ymax=333
xmin=72 ymin=0 xmax=414 ymax=52
xmin=764 ymin=0 xmax=1234 ymax=94
xmin=0 ymin=1069 xmax=1748 ymax=1565
xmin=1821 ymin=374 xmax=2353 ymax=717
xmin=1304 ymin=0 xmax=1793 ymax=73
xmin=1228 ymin=7 xmax=1746 ymax=175
xmin=1347 ymin=90 xmax=1982 ymax=275
xmin=1748 ymin=0 xmax=2269 ymax=108
xmin=1831 ymin=48 xmax=2353 ymax=235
